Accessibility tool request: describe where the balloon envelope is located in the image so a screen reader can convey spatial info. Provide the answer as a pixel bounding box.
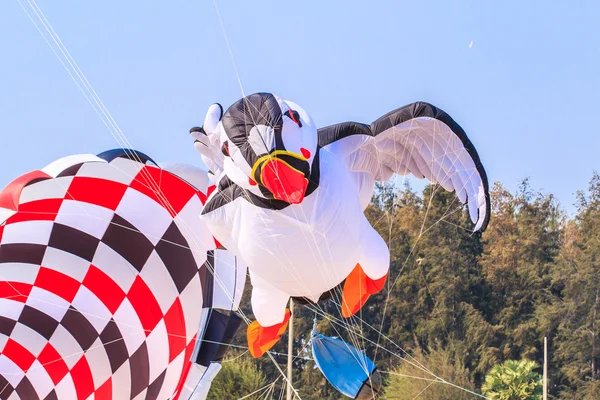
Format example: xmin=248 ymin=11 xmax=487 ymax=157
xmin=0 ymin=149 xmax=245 ymax=400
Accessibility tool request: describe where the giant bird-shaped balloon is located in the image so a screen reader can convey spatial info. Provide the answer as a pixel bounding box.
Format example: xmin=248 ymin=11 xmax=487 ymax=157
xmin=191 ymin=93 xmax=490 ymax=357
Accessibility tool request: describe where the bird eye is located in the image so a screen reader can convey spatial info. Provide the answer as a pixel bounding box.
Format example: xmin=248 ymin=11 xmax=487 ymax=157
xmin=221 ymin=141 xmax=230 ymax=157
xmin=285 ymin=110 xmax=302 ymax=128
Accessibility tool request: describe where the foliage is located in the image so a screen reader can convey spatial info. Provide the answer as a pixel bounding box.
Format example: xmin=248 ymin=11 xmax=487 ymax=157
xmin=207 ymin=354 xmax=269 ymax=400
xmin=382 ymin=341 xmax=475 ymax=399
xmin=221 ymin=174 xmax=600 ymax=399
xmin=481 ymin=359 xmax=542 ymax=400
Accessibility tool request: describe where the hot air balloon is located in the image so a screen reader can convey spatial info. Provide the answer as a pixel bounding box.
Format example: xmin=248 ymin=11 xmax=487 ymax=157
xmin=0 ymin=149 xmax=245 ymax=399
xmin=190 ymin=93 xmax=490 ymax=358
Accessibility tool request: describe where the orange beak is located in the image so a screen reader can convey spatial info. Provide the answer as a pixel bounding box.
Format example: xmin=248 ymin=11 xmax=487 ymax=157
xmin=260 ymin=158 xmax=308 ymax=204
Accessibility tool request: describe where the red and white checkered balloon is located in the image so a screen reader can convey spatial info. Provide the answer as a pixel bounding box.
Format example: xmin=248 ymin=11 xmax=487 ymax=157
xmin=0 ymin=150 xmax=223 ymax=400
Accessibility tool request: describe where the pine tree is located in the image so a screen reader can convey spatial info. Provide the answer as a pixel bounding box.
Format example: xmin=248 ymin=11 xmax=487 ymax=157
xmin=382 ymin=341 xmax=476 ymax=399
xmin=547 ymin=172 xmax=600 ymax=398
xmin=479 ymin=181 xmax=561 ymax=367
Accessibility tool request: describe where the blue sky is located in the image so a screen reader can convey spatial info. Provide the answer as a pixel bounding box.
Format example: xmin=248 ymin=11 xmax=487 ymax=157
xmin=1 ymin=0 xmax=598 ymax=215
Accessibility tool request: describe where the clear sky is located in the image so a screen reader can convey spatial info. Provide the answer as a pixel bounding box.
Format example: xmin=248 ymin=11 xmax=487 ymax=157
xmin=1 ymin=0 xmax=598 ymax=216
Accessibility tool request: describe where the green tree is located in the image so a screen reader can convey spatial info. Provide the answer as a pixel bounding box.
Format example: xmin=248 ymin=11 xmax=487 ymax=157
xmin=382 ymin=341 xmax=476 ymax=399
xmin=218 ymin=176 xmax=600 ymax=399
xmin=546 ymin=172 xmax=600 ymax=398
xmin=481 ymin=359 xmax=542 ymax=400
xmin=479 ymin=181 xmax=561 ymax=367
xmin=208 ymin=355 xmax=270 ymax=400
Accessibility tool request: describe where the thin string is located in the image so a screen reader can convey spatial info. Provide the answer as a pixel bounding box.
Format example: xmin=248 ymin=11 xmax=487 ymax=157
xmin=210 ymin=0 xmax=372 ymax=381
xmin=11 ymin=1 xmax=490 ymax=399
xmin=10 ymin=3 xmax=279 ymax=395
xmin=210 ymin=0 xmax=376 ymax=377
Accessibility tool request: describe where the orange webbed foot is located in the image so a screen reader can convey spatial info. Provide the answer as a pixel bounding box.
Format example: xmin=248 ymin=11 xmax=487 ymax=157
xmin=341 ymin=264 xmax=388 ymax=318
xmin=247 ymin=308 xmax=291 ymax=358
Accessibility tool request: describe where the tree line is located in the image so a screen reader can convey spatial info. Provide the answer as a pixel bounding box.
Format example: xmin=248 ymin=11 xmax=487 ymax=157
xmin=209 ymin=173 xmax=600 ymax=399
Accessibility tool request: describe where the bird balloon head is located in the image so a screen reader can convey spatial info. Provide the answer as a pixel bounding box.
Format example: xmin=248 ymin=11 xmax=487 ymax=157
xmin=202 ymin=93 xmax=318 ymax=204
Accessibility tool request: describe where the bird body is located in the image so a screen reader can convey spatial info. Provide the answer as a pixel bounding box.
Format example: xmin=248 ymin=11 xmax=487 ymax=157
xmin=191 ymin=92 xmax=490 ymax=357
xmin=201 ymin=146 xmax=389 ymax=325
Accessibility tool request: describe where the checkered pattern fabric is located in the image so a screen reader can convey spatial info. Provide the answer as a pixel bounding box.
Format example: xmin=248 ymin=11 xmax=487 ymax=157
xmin=0 ymin=150 xmax=217 ymax=400
xmin=177 ymin=249 xmax=246 ymax=399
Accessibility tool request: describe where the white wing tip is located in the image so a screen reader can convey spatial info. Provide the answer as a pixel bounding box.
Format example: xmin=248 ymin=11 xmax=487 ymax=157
xmin=474 ymin=217 xmax=484 ymax=232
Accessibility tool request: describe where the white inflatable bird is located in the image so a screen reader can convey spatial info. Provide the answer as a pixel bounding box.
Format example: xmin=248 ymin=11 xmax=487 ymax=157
xmin=190 ymin=93 xmax=490 ymax=357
